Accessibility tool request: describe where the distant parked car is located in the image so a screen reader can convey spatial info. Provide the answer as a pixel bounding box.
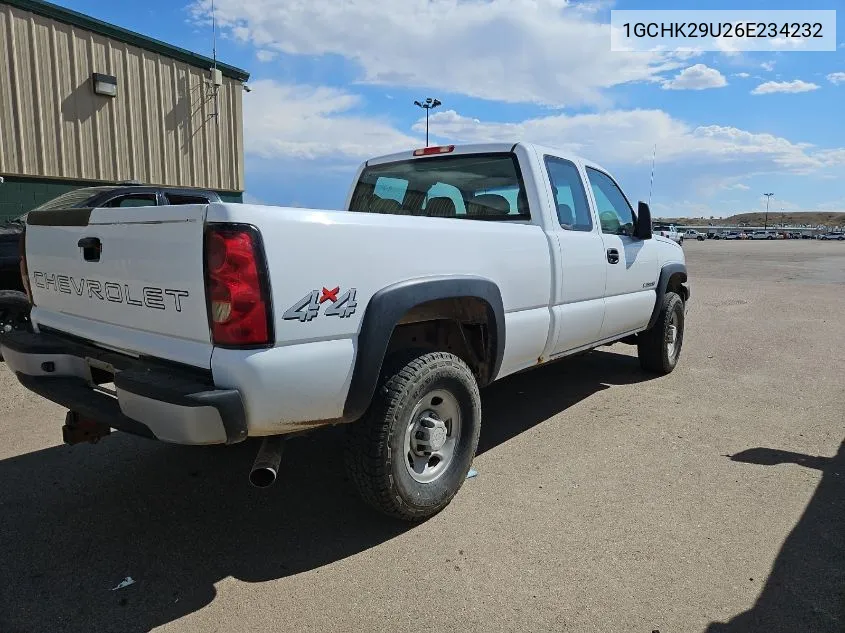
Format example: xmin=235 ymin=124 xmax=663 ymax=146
xmin=653 ymin=224 xmax=683 ymax=244
xmin=722 ymin=231 xmax=741 ymax=240
xmin=801 ymin=233 xmax=814 ymax=239
xmin=684 ymin=229 xmax=705 ymax=241
xmin=751 ymin=230 xmax=775 ymax=240
xmin=819 ymin=232 xmax=845 ymax=241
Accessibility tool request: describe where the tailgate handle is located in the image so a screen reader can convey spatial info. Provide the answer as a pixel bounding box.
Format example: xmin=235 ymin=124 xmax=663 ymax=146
xmin=78 ymin=237 xmax=101 ymax=262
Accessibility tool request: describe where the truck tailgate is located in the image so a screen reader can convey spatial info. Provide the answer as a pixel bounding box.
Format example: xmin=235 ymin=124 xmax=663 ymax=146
xmin=25 ymin=204 xmax=212 ymax=368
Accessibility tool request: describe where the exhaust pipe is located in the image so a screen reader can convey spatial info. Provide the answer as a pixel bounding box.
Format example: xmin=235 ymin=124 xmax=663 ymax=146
xmin=249 ymin=436 xmax=285 ymax=488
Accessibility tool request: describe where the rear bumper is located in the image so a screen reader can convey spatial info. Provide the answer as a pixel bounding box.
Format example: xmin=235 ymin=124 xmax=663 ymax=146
xmin=1 ymin=329 xmax=247 ymax=445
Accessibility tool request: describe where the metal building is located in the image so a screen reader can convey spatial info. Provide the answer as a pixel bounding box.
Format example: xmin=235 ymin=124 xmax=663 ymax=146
xmin=0 ymin=0 xmax=249 ymax=218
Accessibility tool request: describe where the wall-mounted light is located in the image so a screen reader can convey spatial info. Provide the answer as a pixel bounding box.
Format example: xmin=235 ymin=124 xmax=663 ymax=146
xmin=92 ymin=73 xmax=117 ymax=97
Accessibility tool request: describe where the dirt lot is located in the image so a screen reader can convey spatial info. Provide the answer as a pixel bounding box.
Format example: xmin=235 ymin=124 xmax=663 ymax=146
xmin=0 ymin=240 xmax=842 ymax=633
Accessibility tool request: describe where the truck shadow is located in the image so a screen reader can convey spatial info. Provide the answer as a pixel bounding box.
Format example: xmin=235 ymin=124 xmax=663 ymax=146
xmin=0 ymin=348 xmax=653 ymax=633
xmin=704 ymin=440 xmax=845 ymax=633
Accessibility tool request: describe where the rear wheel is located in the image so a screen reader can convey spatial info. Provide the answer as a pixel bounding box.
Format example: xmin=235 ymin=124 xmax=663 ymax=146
xmin=637 ymin=292 xmax=684 ymax=375
xmin=345 ymin=351 xmax=481 ymax=521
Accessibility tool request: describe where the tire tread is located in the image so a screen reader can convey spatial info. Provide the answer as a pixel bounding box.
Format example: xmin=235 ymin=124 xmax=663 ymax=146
xmin=345 ymin=351 xmax=479 ymax=521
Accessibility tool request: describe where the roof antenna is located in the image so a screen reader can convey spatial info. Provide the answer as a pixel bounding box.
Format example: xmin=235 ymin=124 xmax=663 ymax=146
xmin=212 ymin=0 xmax=217 ymax=69
xmin=648 ymin=143 xmax=656 ymax=206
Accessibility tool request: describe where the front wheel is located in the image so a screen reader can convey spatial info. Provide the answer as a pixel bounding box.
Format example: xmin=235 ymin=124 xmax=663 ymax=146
xmin=345 ymin=351 xmax=482 ymax=521
xmin=637 ymin=292 xmax=684 ymax=374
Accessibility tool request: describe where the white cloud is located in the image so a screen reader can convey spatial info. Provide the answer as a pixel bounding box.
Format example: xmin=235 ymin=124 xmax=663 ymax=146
xmin=733 ymin=72 xmax=751 ymax=79
xmin=662 ymin=64 xmax=727 ymax=90
xmin=255 ymin=49 xmax=277 ymax=62
xmin=751 ymin=80 xmax=820 ymax=95
xmin=827 ymin=72 xmax=845 ymax=85
xmin=239 ymin=83 xmax=845 ymax=216
xmin=418 ymin=108 xmax=845 ymax=178
xmin=761 ymin=61 xmax=776 ymax=71
xmin=243 ymin=80 xmax=419 ymax=159
xmin=770 ymin=36 xmax=809 ymax=50
xmin=191 ymin=0 xmax=684 ymax=107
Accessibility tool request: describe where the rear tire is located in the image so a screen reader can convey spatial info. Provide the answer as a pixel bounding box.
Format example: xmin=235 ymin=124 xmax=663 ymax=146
xmin=345 ymin=351 xmax=481 ymax=521
xmin=637 ymin=292 xmax=684 ymax=375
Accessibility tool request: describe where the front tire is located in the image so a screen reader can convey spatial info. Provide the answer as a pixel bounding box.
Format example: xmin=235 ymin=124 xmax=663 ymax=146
xmin=637 ymin=292 xmax=684 ymax=375
xmin=345 ymin=351 xmax=482 ymax=521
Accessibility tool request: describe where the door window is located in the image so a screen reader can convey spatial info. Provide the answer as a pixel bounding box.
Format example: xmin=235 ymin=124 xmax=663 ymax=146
xmin=586 ymin=168 xmax=635 ymax=237
xmin=544 ymin=157 xmax=592 ymax=231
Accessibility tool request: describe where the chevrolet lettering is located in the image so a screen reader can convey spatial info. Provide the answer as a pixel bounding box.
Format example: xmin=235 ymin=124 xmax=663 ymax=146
xmin=32 ymin=272 xmax=189 ymax=311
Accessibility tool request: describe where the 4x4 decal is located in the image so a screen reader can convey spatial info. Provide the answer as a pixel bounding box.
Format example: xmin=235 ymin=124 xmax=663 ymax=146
xmin=283 ymin=287 xmax=358 ymax=322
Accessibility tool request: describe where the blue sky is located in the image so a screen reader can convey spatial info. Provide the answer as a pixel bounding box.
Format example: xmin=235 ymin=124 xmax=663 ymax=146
xmin=58 ymin=0 xmax=845 ymax=217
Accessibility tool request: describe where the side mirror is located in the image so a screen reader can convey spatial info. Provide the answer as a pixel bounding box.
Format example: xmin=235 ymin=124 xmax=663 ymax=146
xmin=634 ymin=201 xmax=652 ymax=240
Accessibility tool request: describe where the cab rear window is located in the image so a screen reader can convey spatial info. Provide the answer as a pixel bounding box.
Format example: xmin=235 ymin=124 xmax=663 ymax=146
xmin=349 ymin=153 xmax=530 ymax=220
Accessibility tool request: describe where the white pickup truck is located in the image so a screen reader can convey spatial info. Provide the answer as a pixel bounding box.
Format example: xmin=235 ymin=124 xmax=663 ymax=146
xmin=653 ymin=224 xmax=682 ymax=244
xmin=3 ymin=142 xmax=689 ymax=520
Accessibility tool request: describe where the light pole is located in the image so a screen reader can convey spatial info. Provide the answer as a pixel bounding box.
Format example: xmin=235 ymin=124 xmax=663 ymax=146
xmin=413 ymin=97 xmax=441 ymax=147
xmin=763 ymin=192 xmax=774 ymax=230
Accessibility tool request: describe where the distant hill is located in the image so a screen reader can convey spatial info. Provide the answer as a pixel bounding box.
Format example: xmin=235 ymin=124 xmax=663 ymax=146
xmin=655 ymin=212 xmax=845 ymax=228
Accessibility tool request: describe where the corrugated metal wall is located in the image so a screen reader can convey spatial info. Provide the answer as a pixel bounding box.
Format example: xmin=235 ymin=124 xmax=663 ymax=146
xmin=0 ymin=3 xmax=244 ymax=191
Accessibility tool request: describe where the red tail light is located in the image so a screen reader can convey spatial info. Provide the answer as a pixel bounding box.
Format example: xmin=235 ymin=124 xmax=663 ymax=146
xmin=204 ymin=224 xmax=273 ymax=347
xmin=19 ymin=228 xmax=32 ymax=303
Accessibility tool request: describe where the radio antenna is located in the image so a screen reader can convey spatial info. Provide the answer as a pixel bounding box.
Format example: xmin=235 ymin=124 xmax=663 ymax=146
xmin=648 ymin=143 xmax=656 ymax=206
xmin=212 ymin=0 xmax=217 ymax=68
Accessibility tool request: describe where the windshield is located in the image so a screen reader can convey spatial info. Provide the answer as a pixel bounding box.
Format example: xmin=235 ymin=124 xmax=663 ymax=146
xmin=349 ymin=153 xmax=529 ymax=220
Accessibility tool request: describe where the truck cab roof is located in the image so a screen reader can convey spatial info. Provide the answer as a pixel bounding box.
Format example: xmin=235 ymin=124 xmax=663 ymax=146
xmin=366 ymin=142 xmax=607 ymax=173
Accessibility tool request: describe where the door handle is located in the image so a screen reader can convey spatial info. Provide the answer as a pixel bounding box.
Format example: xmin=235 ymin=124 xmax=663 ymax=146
xmin=78 ymin=237 xmax=101 ymax=262
xmin=606 ymin=248 xmax=619 ymax=264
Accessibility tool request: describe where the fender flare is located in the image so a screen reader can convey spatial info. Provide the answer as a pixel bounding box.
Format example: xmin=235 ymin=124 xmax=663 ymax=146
xmin=342 ymin=275 xmax=505 ymax=422
xmin=646 ymin=263 xmax=688 ymax=330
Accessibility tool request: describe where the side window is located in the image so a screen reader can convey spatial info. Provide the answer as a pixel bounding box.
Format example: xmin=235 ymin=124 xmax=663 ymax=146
xmin=586 ymin=168 xmax=635 ymax=236
xmin=165 ymin=193 xmax=212 ymax=205
xmin=544 ymin=157 xmax=592 ymax=231
xmin=424 ymin=182 xmax=466 ymax=216
xmin=103 ymin=194 xmax=157 ymax=208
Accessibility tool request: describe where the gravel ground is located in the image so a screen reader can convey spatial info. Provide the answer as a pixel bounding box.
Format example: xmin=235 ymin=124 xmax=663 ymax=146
xmin=0 ymin=240 xmax=842 ymax=633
